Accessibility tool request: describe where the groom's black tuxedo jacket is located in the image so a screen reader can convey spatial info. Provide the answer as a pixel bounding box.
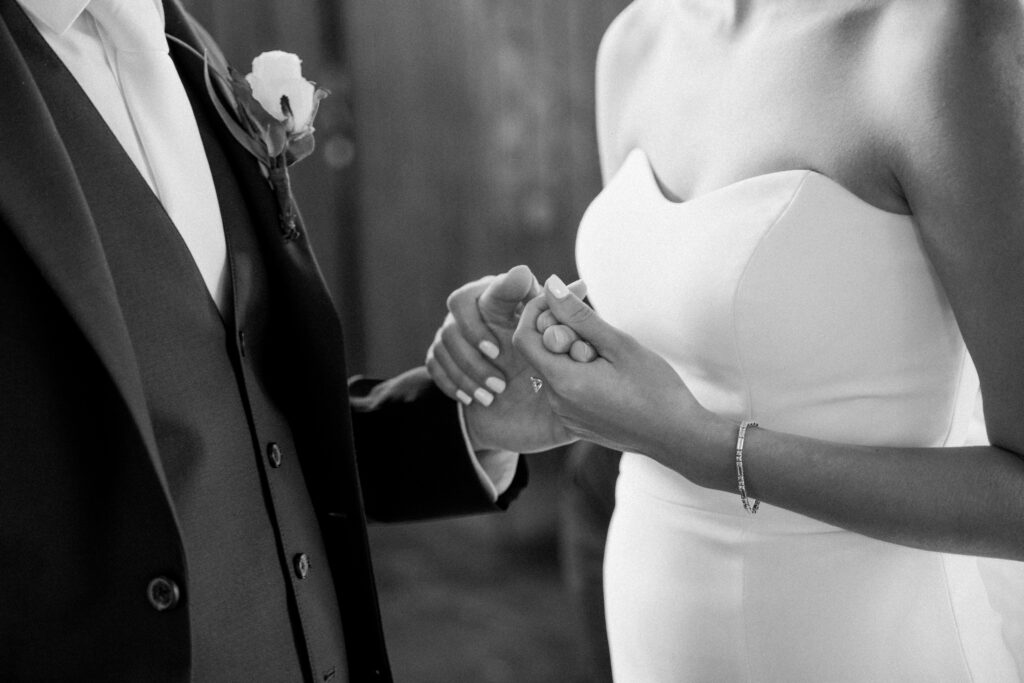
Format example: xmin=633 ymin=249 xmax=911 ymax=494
xmin=0 ymin=1 xmax=525 ymax=680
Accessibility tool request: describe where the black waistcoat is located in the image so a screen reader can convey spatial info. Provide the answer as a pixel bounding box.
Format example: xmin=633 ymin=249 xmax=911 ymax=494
xmin=17 ymin=19 xmax=349 ymax=683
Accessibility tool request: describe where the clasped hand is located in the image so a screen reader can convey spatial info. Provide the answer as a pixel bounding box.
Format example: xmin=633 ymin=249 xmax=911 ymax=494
xmin=427 ymin=266 xmax=720 ymax=481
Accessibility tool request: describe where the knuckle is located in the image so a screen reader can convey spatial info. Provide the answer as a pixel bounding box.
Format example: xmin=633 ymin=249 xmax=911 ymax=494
xmin=445 ymin=289 xmax=462 ymax=312
xmin=566 ymin=304 xmax=595 ymax=325
xmin=541 ymin=326 xmax=559 ymax=350
xmin=543 ymin=325 xmax=571 ymax=352
xmin=446 ymin=284 xmax=479 ymax=314
xmin=569 ymin=341 xmax=590 ymax=362
xmin=431 ymin=341 xmax=451 ymax=366
xmin=559 ymin=324 xmax=580 ymax=342
xmin=425 ymin=357 xmax=444 ymax=383
xmin=439 ymin=322 xmax=460 ymax=347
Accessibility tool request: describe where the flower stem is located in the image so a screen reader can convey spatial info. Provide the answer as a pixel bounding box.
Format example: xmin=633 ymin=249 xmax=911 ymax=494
xmin=269 ymin=156 xmax=300 ymax=241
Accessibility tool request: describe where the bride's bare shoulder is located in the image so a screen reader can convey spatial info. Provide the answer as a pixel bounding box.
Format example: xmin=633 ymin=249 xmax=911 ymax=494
xmin=596 ymin=0 xmax=663 ymax=84
xmin=872 ymin=1 xmax=1023 ymax=161
xmin=873 ymin=0 xmax=1024 ymax=234
xmin=877 ymin=0 xmax=1023 ymax=85
xmin=595 ymin=0 xmax=666 ymax=177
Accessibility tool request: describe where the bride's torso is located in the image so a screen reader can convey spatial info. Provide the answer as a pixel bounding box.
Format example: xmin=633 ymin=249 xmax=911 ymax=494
xmin=588 ymin=3 xmax=1023 ymax=678
xmin=584 ymin=0 xmax=990 ymax=509
xmin=582 ymin=145 xmax=1006 ymax=675
xmin=578 ymin=148 xmax=985 ymax=489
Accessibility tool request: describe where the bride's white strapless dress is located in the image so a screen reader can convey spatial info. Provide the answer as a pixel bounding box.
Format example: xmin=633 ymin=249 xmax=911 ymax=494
xmin=577 ymin=149 xmax=1024 ymax=682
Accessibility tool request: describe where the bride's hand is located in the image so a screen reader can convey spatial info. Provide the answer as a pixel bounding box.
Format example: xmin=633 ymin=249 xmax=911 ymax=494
xmin=426 ymin=267 xmax=592 ymax=407
xmin=535 ymin=310 xmax=599 ymax=363
xmin=424 ymin=266 xmax=589 ymax=453
xmin=512 ymin=275 xmax=732 ymax=484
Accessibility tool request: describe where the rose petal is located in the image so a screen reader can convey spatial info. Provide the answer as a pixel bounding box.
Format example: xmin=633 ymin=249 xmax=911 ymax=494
xmin=280 ymin=79 xmax=316 ymax=132
xmin=245 ymin=72 xmax=280 ymax=121
xmin=250 ymin=50 xmax=302 ymax=82
xmin=245 ymin=77 xmax=316 ymax=131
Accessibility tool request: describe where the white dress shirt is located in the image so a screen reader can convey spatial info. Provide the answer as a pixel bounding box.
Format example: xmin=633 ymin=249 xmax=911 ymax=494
xmin=17 ymin=0 xmax=518 ymax=499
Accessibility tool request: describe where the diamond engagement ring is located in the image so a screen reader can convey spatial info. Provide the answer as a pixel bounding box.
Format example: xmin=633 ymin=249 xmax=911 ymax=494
xmin=530 ymin=376 xmax=544 ymax=393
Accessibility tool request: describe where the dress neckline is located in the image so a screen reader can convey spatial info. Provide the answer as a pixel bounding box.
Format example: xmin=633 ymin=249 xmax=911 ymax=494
xmin=628 ymin=148 xmax=913 ymax=220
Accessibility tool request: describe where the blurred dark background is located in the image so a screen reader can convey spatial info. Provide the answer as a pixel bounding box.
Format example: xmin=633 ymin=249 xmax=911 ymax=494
xmin=182 ymin=2 xmax=629 ymax=680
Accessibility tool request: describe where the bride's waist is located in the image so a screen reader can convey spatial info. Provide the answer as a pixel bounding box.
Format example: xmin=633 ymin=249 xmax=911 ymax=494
xmin=617 ymin=452 xmax=844 ymax=534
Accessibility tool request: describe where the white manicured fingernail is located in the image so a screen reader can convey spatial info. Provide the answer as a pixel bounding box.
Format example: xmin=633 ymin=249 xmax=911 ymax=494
xmin=456 ymin=389 xmax=473 ymax=406
xmin=485 ymin=377 xmax=506 ymax=394
xmin=479 ymin=340 xmax=500 ymax=359
xmin=546 ymin=274 xmax=569 ymax=299
xmin=474 ymin=387 xmax=494 ymax=406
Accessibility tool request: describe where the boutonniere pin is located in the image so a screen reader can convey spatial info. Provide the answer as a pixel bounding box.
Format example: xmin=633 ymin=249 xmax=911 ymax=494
xmin=169 ymin=37 xmax=328 ymax=241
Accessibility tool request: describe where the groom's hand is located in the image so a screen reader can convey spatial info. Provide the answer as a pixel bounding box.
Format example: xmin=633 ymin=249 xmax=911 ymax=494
xmin=427 ymin=265 xmax=539 ymax=405
xmin=425 ymin=266 xmax=585 ymax=452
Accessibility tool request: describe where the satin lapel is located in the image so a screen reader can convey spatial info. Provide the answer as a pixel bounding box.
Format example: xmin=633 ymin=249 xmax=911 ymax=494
xmin=0 ymin=2 xmax=165 ymax=485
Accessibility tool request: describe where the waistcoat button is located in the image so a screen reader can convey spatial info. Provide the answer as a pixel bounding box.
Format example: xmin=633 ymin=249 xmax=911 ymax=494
xmin=147 ymin=576 xmax=181 ymax=611
xmin=267 ymin=442 xmax=283 ymax=468
xmin=294 ymin=553 xmax=310 ymax=580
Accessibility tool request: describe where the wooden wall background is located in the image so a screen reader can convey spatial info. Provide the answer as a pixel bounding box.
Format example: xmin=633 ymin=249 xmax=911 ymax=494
xmin=343 ymin=0 xmax=628 ymax=375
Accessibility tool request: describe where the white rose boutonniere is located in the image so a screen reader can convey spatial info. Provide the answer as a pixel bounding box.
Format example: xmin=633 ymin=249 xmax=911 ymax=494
xmin=246 ymin=51 xmax=318 ymax=135
xmin=169 ymin=36 xmax=328 ymax=241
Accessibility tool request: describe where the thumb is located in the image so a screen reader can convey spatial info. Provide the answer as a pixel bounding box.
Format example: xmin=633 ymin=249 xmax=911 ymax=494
xmin=478 ymin=265 xmax=540 ymax=324
xmin=543 ymin=275 xmax=620 ymax=357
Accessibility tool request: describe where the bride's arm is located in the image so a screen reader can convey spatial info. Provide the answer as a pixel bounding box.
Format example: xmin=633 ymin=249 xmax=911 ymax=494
xmin=892 ymin=1 xmax=1024 ymax=465
xmin=746 ymin=0 xmax=1024 ymax=560
xmin=510 ymin=3 xmax=1024 ymax=562
xmin=514 ymin=266 xmax=1024 ymax=561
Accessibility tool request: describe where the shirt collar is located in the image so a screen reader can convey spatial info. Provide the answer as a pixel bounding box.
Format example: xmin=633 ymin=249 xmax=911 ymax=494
xmin=16 ymin=0 xmax=91 ymax=36
xmin=16 ymin=0 xmax=166 ymax=37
